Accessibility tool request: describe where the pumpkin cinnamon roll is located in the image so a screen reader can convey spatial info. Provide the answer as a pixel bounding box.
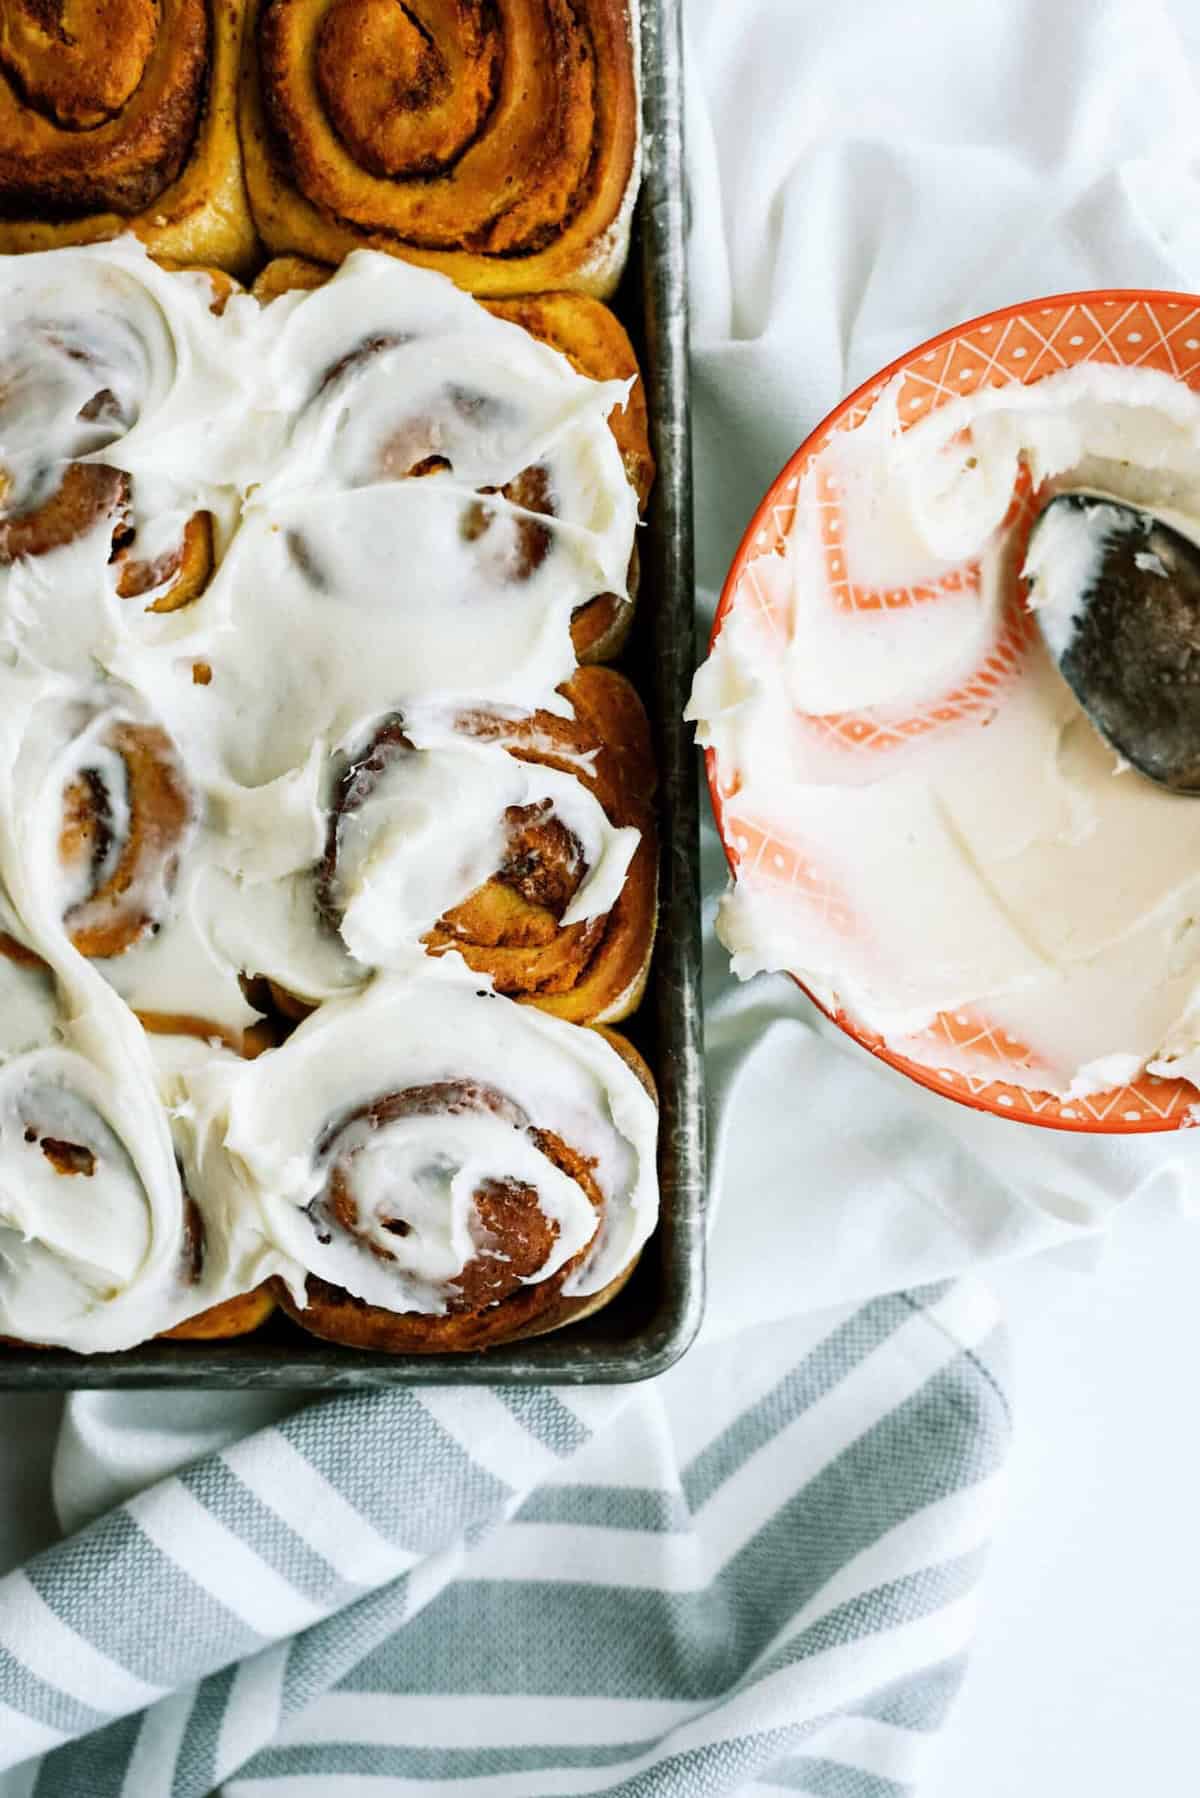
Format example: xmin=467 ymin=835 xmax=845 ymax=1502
xmin=252 ymin=254 xmax=652 ymax=664
xmin=241 ymin=0 xmax=639 ymax=297
xmin=213 ymin=970 xmax=658 ymax=1352
xmin=313 ymin=666 xmax=656 ymax=1022
xmin=0 ymin=1013 xmax=283 ymax=1352
xmin=0 ymin=0 xmax=256 ymax=274
xmin=0 ymin=245 xmax=244 ymax=644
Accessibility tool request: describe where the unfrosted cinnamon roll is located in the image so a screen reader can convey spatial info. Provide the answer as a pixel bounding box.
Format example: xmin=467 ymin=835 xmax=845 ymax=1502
xmin=0 ymin=0 xmax=257 ymax=274
xmin=241 ymin=0 xmax=639 ymax=297
xmin=212 ymin=970 xmax=658 ymax=1352
xmin=313 ymin=667 xmax=656 ymax=1022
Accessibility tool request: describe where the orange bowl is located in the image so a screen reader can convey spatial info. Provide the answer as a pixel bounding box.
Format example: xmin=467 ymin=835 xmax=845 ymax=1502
xmin=708 ymin=289 xmax=1200 ymax=1135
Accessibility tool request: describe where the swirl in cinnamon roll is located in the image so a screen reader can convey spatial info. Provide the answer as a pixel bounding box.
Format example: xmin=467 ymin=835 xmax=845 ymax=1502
xmin=0 ymin=0 xmax=256 ymax=273
xmin=54 ymin=715 xmax=194 ymax=959
xmin=0 ymin=999 xmax=285 ymax=1351
xmin=208 ymin=968 xmax=658 ymax=1351
xmin=241 ymin=0 xmax=640 ymax=297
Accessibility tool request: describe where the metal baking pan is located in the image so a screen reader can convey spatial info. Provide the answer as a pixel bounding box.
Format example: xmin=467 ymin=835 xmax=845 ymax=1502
xmin=0 ymin=0 xmax=705 ymax=1388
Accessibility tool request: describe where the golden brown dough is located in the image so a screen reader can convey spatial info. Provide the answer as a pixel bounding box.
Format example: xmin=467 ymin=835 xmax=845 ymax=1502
xmin=161 ymin=1285 xmax=277 ymax=1339
xmin=0 ymin=0 xmax=258 ymax=275
xmin=240 ymin=0 xmax=639 ymax=296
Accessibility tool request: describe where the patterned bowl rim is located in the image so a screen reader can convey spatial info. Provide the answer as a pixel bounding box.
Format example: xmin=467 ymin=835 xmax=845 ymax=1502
xmin=706 ymin=286 xmax=1200 ymax=1135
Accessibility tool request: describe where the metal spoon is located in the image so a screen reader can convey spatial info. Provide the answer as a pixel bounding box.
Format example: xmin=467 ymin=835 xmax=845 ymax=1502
xmin=1024 ymin=491 xmax=1200 ymax=794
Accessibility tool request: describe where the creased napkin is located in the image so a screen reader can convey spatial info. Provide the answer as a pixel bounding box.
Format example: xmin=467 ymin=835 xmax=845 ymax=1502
xmin=2 ymin=0 xmax=1198 ymax=1790
xmin=0 ymin=1285 xmax=1007 ymax=1797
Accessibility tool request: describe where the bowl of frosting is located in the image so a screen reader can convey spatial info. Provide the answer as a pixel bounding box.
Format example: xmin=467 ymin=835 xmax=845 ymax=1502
xmin=690 ymin=290 xmax=1200 ymax=1132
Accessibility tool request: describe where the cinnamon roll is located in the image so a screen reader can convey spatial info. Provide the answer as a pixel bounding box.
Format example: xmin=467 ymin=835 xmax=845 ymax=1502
xmin=310 ymin=667 xmax=656 ymax=1022
xmin=0 ymin=1013 xmax=283 ymax=1352
xmin=211 ymin=969 xmax=658 ymax=1352
xmin=188 ymin=252 xmax=639 ymax=784
xmin=241 ymin=0 xmax=639 ymax=297
xmin=148 ymin=1022 xmax=278 ymax=1341
xmin=251 ymin=255 xmax=653 ymax=663
xmin=0 ymin=0 xmax=257 ymax=274
xmin=4 ymin=679 xmax=264 ymax=1047
xmin=0 ymin=244 xmax=253 ymax=675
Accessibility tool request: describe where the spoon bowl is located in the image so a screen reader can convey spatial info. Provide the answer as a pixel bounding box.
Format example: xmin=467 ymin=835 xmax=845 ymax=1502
xmin=1026 ymin=492 xmax=1200 ymax=794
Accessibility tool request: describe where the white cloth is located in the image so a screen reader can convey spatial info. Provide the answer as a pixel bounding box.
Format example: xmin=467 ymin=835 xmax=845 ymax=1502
xmin=2 ymin=0 xmax=1199 ymax=1632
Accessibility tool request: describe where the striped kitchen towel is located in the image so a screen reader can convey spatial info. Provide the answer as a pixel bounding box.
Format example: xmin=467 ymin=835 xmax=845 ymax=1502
xmin=0 ymin=1278 xmax=1007 ymax=1798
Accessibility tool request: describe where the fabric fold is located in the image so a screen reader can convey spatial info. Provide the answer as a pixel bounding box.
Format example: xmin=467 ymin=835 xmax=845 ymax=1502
xmin=0 ymin=1283 xmax=1007 ymax=1797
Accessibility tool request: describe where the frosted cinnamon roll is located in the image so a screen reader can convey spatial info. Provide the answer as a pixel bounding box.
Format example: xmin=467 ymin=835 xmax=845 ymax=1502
xmin=210 ymin=969 xmax=658 ymax=1352
xmin=0 ymin=243 xmax=254 ymax=669
xmin=0 ymin=1011 xmax=283 ymax=1352
xmin=2 ymin=682 xmax=268 ymax=1047
xmin=241 ymin=0 xmax=639 ymax=297
xmin=251 ymin=256 xmax=653 ymax=662
xmin=147 ymin=1024 xmax=277 ymax=1342
xmin=307 ymin=667 xmax=656 ymax=1022
xmin=184 ymin=253 xmax=639 ymax=782
xmin=0 ymin=0 xmax=256 ymax=274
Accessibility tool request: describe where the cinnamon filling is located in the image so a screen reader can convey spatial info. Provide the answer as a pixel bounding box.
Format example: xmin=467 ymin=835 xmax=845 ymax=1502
xmin=316 ymin=713 xmax=413 ymax=930
xmin=180 ymin=1192 xmax=205 ymax=1284
xmin=115 ymin=509 xmax=214 ymax=612
xmin=37 ymin=1134 xmax=95 ymax=1176
xmin=496 ymin=800 xmax=586 ymax=916
xmin=0 ymin=461 xmax=129 ymax=563
xmin=316 ymin=331 xmax=408 ymax=396
xmin=459 ymin=462 xmax=555 ymax=581
xmin=314 ymin=1077 xmax=601 ymax=1316
xmin=59 ymin=721 xmax=193 ymax=959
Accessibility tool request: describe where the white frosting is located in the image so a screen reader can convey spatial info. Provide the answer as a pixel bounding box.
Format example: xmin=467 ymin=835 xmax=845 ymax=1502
xmin=0 ymin=239 xmax=654 ymax=1347
xmin=690 ymin=361 xmax=1200 ymax=1099
xmin=208 ymin=964 xmax=659 ymax=1312
xmin=332 ymin=718 xmax=639 ymax=970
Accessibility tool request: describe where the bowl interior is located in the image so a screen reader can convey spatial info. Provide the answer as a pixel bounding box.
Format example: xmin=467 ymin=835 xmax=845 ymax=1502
xmin=709 ymin=291 xmax=1200 ymax=1134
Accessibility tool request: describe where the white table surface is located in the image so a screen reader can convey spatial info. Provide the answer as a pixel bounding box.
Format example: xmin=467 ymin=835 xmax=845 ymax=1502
xmin=927 ymin=1189 xmax=1200 ymax=1797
